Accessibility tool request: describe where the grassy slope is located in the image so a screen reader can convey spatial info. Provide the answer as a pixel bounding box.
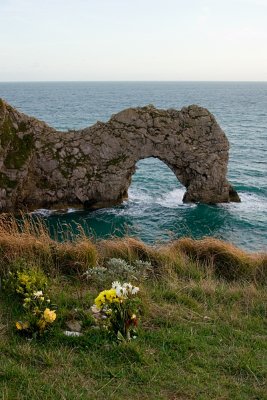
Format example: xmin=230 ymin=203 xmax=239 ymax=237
xmin=0 ymin=217 xmax=266 ymax=400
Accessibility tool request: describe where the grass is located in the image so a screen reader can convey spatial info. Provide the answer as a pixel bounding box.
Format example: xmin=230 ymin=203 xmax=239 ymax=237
xmin=0 ymin=216 xmax=266 ymax=399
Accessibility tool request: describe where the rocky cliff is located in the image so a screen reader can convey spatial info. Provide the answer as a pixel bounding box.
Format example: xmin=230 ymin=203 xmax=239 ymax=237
xmin=0 ymin=99 xmax=240 ymax=212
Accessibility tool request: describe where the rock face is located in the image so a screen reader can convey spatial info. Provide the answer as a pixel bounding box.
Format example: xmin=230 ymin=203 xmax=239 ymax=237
xmin=0 ymin=98 xmax=240 ymax=212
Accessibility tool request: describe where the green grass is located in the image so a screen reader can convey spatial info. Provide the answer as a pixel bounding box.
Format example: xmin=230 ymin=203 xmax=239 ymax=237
xmin=0 ymin=219 xmax=266 ymax=399
xmin=1 ymin=275 xmax=266 ymax=400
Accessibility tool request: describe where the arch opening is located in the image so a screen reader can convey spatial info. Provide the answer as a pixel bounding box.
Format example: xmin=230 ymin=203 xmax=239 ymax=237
xmin=126 ymin=157 xmax=185 ymax=207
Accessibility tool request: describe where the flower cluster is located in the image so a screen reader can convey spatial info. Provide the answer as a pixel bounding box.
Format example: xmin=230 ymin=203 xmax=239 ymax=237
xmin=112 ymin=281 xmax=140 ymax=297
xmin=5 ymin=268 xmax=56 ymax=337
xmin=92 ymin=281 xmax=141 ymax=341
xmin=8 ymin=268 xmax=48 ymax=298
xmin=94 ymin=288 xmax=120 ymax=309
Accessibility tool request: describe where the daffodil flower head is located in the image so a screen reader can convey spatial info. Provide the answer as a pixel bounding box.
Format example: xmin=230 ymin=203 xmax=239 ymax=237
xmin=16 ymin=321 xmax=30 ymax=330
xmin=43 ymin=308 xmax=56 ymax=323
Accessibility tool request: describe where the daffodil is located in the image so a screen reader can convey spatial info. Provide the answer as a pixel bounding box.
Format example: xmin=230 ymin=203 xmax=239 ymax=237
xmin=43 ymin=308 xmax=56 ymax=323
xmin=16 ymin=321 xmax=29 ymax=330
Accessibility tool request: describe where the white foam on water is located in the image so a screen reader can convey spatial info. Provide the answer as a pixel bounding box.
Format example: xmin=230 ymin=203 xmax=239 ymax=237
xmin=127 ymin=187 xmax=196 ymax=210
xmin=67 ymin=208 xmax=79 ymax=213
xmin=30 ymin=207 xmax=81 ymax=216
xmin=30 ymin=209 xmax=54 ymax=217
xmin=127 ymin=187 xmax=153 ymax=204
xmin=222 ymin=192 xmax=267 ymax=213
xmin=156 ymin=188 xmax=186 ymax=208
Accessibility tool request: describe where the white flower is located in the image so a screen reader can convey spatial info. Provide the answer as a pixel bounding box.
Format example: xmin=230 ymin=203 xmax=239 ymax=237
xmin=112 ymin=281 xmax=121 ymax=289
xmin=131 ymin=286 xmax=139 ymax=295
xmin=123 ymin=282 xmax=133 ymax=293
xmin=33 ymin=290 xmax=43 ymax=298
xmin=115 ymin=286 xmax=127 ymax=297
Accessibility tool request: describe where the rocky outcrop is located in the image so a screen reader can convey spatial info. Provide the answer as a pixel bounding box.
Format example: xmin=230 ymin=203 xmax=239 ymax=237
xmin=0 ymin=98 xmax=240 ymax=212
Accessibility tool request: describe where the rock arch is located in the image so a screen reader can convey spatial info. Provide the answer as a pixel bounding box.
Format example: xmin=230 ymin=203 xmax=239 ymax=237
xmin=0 ymin=99 xmax=240 ymax=212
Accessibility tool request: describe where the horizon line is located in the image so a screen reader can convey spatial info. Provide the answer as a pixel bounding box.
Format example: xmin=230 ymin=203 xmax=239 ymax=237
xmin=1 ymin=80 xmax=267 ymax=84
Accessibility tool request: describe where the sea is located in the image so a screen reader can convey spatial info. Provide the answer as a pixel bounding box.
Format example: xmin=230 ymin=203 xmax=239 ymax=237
xmin=0 ymin=82 xmax=266 ymax=252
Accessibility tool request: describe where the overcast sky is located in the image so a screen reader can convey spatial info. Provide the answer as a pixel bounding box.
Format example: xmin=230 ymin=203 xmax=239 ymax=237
xmin=1 ymin=0 xmax=267 ymax=81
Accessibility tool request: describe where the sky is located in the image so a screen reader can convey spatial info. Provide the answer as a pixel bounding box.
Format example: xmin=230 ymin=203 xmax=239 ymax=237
xmin=0 ymin=0 xmax=267 ymax=81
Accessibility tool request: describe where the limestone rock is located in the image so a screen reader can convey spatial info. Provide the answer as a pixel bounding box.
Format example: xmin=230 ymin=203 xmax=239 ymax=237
xmin=65 ymin=320 xmax=82 ymax=333
xmin=0 ymin=98 xmax=240 ymax=212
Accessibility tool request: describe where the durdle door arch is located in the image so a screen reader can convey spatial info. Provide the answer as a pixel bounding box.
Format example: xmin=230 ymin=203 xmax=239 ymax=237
xmin=0 ymin=99 xmax=240 ymax=212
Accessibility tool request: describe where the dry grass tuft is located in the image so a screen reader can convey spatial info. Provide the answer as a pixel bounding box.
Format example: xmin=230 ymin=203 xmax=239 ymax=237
xmin=169 ymin=237 xmax=262 ymax=281
xmin=52 ymin=238 xmax=98 ymax=275
xmin=98 ymin=236 xmax=152 ymax=263
xmin=0 ymin=215 xmax=98 ymax=276
xmin=255 ymin=253 xmax=267 ymax=282
xmin=0 ymin=214 xmax=54 ymax=274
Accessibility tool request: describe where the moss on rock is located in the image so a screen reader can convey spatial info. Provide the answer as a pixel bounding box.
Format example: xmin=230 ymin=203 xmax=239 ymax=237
xmin=4 ymin=133 xmax=34 ymax=169
xmin=0 ymin=116 xmax=17 ymax=147
xmin=18 ymin=121 xmax=28 ymax=133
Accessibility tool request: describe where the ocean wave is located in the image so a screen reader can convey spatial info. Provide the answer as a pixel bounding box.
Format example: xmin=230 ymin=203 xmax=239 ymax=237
xmin=30 ymin=209 xmax=54 ymax=217
xmin=128 ymin=187 xmax=189 ymax=209
xmin=128 ymin=188 xmax=153 ymax=204
xmin=155 ymin=188 xmax=187 ymax=208
xmin=221 ymin=192 xmax=267 ymax=214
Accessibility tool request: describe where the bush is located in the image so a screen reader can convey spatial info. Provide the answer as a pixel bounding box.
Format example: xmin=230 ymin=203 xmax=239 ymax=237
xmin=83 ymin=258 xmax=152 ymax=286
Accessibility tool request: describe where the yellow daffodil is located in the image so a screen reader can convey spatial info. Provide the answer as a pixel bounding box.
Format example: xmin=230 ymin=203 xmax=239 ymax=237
xmin=16 ymin=321 xmax=29 ymax=330
xmin=16 ymin=321 xmax=23 ymax=330
xmin=43 ymin=308 xmax=56 ymax=323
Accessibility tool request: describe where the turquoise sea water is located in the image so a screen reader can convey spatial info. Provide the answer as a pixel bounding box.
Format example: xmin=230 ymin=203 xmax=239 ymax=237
xmin=0 ymin=82 xmax=266 ymax=251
